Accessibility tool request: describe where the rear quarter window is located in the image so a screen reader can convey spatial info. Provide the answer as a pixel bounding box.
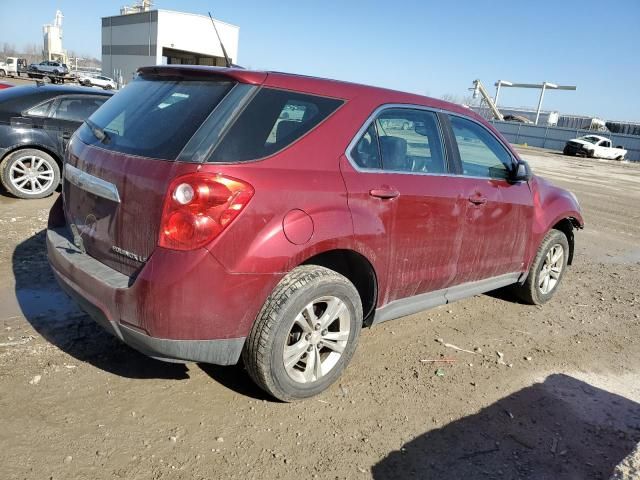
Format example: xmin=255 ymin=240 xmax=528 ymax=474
xmin=209 ymin=88 xmax=343 ymax=163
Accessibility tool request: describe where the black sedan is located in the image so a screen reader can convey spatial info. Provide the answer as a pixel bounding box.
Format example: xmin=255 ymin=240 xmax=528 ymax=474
xmin=0 ymin=84 xmax=113 ymax=199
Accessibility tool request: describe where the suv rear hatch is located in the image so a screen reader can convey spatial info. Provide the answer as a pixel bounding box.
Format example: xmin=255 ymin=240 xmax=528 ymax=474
xmin=63 ymin=69 xmax=260 ymax=276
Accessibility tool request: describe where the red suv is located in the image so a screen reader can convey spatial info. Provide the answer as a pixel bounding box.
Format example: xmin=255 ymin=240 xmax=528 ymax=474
xmin=47 ymin=66 xmax=583 ymax=401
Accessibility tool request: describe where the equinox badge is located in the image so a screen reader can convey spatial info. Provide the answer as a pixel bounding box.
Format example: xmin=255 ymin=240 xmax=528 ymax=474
xmin=111 ymin=245 xmax=147 ymax=263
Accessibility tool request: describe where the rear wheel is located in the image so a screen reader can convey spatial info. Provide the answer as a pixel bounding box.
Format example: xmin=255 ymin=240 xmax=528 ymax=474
xmin=243 ymin=265 xmax=362 ymax=402
xmin=0 ymin=149 xmax=60 ymax=199
xmin=512 ymin=229 xmax=569 ymax=305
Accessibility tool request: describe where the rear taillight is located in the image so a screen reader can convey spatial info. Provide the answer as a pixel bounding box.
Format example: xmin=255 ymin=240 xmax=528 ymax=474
xmin=159 ymin=173 xmax=254 ymax=251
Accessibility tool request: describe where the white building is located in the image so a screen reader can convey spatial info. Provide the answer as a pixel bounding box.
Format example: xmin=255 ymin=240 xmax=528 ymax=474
xmin=43 ymin=10 xmax=67 ymax=62
xmin=101 ymin=9 xmax=239 ymax=83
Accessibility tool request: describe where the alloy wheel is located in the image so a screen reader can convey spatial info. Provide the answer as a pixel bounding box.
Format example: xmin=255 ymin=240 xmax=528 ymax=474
xmin=538 ymin=244 xmax=564 ymax=295
xmin=283 ymin=296 xmax=351 ymax=384
xmin=9 ymin=155 xmax=56 ymax=196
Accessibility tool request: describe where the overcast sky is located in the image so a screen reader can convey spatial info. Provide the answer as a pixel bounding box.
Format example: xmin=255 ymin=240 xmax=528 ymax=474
xmin=1 ymin=0 xmax=639 ymax=121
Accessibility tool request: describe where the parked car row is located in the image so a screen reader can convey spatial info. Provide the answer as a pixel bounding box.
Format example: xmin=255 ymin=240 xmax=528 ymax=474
xmin=42 ymin=65 xmax=583 ymax=401
xmin=1 ymin=56 xmax=116 ymax=89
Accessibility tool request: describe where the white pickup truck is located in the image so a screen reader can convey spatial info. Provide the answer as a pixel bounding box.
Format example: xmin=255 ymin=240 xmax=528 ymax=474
xmin=563 ymin=135 xmax=627 ymax=160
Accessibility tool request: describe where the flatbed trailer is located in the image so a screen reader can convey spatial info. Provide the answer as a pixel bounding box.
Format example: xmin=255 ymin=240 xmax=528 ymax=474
xmin=25 ymin=69 xmax=76 ymax=84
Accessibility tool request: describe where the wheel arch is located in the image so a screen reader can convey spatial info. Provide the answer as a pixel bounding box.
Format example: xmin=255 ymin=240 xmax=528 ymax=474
xmin=551 ymin=217 xmax=581 ymax=265
xmin=301 ymin=249 xmax=378 ymax=325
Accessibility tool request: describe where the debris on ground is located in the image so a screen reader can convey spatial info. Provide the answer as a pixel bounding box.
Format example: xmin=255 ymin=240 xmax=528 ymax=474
xmin=435 ymin=338 xmax=478 ymax=355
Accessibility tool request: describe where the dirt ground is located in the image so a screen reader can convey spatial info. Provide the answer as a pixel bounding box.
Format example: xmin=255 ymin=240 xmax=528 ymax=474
xmin=1 ymin=147 xmax=639 ymax=480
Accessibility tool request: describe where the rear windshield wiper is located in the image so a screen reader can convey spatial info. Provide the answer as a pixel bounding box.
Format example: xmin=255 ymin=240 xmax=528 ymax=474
xmin=85 ymin=119 xmax=111 ymax=144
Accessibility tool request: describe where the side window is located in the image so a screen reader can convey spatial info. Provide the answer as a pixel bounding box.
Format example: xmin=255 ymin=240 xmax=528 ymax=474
xmin=52 ymin=97 xmax=107 ymax=122
xmin=265 ymin=99 xmax=318 ymax=145
xmin=210 ymin=88 xmax=343 ymax=162
xmin=351 ymin=123 xmax=381 ymax=169
xmin=599 ymin=139 xmax=610 ymax=148
xmin=450 ymin=115 xmax=513 ymax=179
xmin=376 ymin=109 xmax=446 ymax=173
xmin=26 ymin=99 xmax=55 ymax=117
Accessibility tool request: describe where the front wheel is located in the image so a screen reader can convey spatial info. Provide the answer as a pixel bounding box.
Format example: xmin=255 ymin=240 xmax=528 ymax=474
xmin=512 ymin=229 xmax=569 ymax=305
xmin=0 ymin=149 xmax=60 ymax=199
xmin=243 ymin=265 xmax=362 ymax=402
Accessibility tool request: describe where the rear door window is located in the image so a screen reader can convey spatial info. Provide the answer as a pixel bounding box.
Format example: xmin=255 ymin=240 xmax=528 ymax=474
xmin=349 ymin=108 xmax=447 ymax=174
xmin=209 ymin=88 xmax=343 ymax=162
xmin=351 ymin=123 xmax=382 ymax=169
xmin=77 ymin=74 xmax=235 ymax=160
xmin=52 ymin=96 xmax=108 ymax=122
xmin=376 ymin=109 xmax=446 ymax=174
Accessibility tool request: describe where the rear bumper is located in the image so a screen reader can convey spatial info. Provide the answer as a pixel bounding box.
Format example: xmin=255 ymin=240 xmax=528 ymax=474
xmin=46 ymin=225 xmax=278 ymax=365
xmin=52 ymin=266 xmax=244 ymax=364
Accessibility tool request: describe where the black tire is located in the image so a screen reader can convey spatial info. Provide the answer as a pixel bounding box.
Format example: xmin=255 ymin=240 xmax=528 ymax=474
xmin=243 ymin=265 xmax=363 ymax=402
xmin=83 ymin=80 xmax=92 ymax=87
xmin=104 ymin=84 xmax=113 ymax=90
xmin=512 ymin=229 xmax=570 ymax=305
xmin=587 ymin=149 xmax=595 ymax=158
xmin=0 ymin=69 xmax=6 ymax=77
xmin=0 ymin=149 xmax=60 ymax=199
xmin=563 ymin=146 xmax=573 ymax=156
xmin=42 ymin=75 xmax=52 ymax=84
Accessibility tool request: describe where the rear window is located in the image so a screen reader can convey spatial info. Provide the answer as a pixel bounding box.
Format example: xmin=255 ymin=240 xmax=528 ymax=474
xmin=77 ymin=75 xmax=234 ymax=160
xmin=209 ymin=88 xmax=343 ymax=162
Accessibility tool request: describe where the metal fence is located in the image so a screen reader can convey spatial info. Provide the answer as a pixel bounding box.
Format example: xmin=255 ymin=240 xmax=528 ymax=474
xmin=489 ymin=121 xmax=640 ymax=162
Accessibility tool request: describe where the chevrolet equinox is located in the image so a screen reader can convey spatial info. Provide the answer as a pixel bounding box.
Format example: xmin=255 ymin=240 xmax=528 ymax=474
xmin=47 ymin=66 xmax=583 ymax=401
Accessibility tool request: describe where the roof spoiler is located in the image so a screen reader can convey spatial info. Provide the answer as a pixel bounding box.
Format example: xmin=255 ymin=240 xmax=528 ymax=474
xmin=136 ymin=66 xmax=267 ymax=85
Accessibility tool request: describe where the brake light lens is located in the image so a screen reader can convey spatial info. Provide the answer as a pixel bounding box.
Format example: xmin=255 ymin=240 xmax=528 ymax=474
xmin=159 ymin=173 xmax=254 ymax=250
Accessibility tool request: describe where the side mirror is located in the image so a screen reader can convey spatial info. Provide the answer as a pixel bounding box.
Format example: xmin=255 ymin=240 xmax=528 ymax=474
xmin=511 ymin=160 xmax=532 ymax=182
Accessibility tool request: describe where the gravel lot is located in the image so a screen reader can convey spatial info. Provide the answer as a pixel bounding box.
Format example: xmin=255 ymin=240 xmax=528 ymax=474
xmin=0 ymin=147 xmax=639 ymax=480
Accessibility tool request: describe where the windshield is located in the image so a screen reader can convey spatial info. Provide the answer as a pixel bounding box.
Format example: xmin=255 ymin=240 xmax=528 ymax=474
xmin=579 ymin=136 xmax=600 ymax=144
xmin=77 ymin=74 xmax=234 ymax=160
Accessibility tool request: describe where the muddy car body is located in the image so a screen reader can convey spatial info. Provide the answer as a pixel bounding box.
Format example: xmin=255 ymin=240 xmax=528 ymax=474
xmin=47 ymin=66 xmax=583 ymax=400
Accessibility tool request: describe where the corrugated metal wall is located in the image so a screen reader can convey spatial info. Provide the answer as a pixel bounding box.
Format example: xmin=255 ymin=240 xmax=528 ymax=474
xmin=490 ymin=121 xmax=640 ymax=162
